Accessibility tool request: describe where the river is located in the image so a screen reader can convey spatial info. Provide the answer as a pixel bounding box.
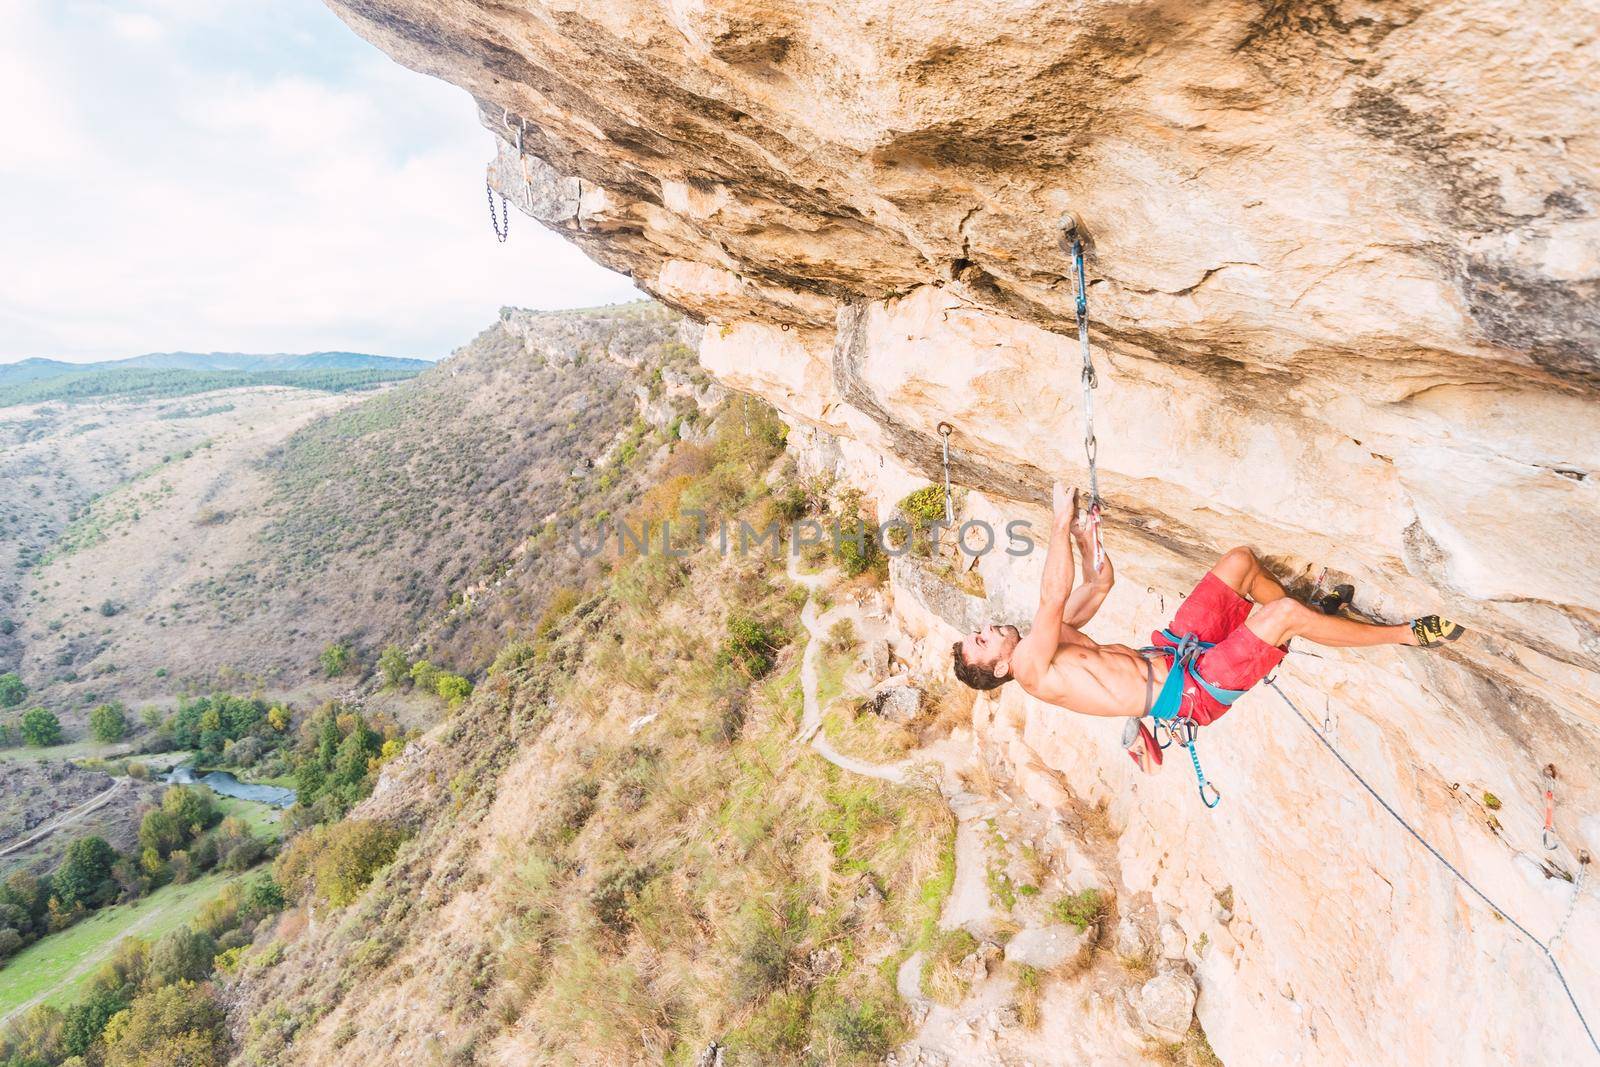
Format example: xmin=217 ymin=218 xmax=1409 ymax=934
xmin=164 ymin=766 xmax=296 ymax=809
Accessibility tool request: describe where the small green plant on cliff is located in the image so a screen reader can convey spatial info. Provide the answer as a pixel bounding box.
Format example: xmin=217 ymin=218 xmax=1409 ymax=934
xmin=717 ymin=615 xmax=783 ymax=678
xmin=1052 ymin=887 xmax=1108 ymax=931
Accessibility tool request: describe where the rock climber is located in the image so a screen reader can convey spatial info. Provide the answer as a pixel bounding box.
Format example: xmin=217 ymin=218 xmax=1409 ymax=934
xmin=950 ymin=482 xmax=1462 ymax=771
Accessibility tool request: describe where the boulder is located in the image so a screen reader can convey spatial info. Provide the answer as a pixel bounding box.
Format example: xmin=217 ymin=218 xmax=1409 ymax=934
xmin=1137 ymin=971 xmax=1199 ymax=1043
xmin=864 ymin=638 xmax=892 ymax=682
xmin=1003 ymin=924 xmax=1090 ymax=971
xmin=1158 ymin=921 xmax=1187 ymax=961
xmin=1115 ymin=918 xmax=1149 ymax=961
xmin=871 ymin=683 xmax=924 ymax=723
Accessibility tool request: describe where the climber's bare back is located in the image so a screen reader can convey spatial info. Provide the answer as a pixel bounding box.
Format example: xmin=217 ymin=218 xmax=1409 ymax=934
xmin=1014 ymin=630 xmax=1160 ymax=719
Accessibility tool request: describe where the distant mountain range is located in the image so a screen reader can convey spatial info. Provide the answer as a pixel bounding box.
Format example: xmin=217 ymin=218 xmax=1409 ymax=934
xmin=0 ymin=351 xmax=432 ymax=386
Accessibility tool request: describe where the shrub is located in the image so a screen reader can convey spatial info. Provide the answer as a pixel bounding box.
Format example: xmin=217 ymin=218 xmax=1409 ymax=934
xmin=826 ymin=618 xmax=858 ymax=654
xmin=275 ymin=819 xmax=405 ymax=908
xmin=408 ymin=660 xmax=441 ymax=692
xmin=19 ymin=705 xmax=61 ymax=746
xmin=834 ymin=519 xmax=880 ymax=578
xmin=377 ymin=645 xmax=411 ymax=687
xmin=717 ymin=615 xmax=782 ymax=679
xmin=535 ymin=586 xmax=582 ymax=639
xmin=148 ymin=925 xmax=218 ymax=987
xmin=90 ymin=702 xmax=129 ymax=743
xmin=0 ymin=671 xmax=25 ymax=708
xmin=770 ymin=485 xmax=810 ymax=523
xmin=436 ymin=672 xmax=472 ymax=708
xmin=319 ymin=641 xmax=356 ymax=678
xmin=99 ymin=599 xmax=124 ymax=617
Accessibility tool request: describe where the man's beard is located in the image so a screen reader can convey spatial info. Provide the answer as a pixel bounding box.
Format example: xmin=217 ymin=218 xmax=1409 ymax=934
xmin=996 ymin=623 xmax=1021 ymax=640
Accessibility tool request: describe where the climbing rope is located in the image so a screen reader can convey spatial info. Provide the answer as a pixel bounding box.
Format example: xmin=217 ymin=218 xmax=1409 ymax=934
xmin=487 ymin=181 xmax=510 ymax=243
xmin=937 ymin=422 xmax=955 ymax=525
xmin=1263 ymin=673 xmax=1600 ymax=1058
xmin=1060 ymin=216 xmax=1104 ymax=570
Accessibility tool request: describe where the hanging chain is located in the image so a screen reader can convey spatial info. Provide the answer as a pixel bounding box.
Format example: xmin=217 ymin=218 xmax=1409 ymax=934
xmin=1062 ymin=216 xmax=1104 ymax=570
xmin=487 ymin=182 xmax=510 ymax=243
xmin=938 ymin=422 xmax=955 ymax=525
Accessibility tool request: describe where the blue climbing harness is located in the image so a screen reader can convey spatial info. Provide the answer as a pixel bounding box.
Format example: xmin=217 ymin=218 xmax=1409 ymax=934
xmin=1140 ymin=630 xmax=1249 ymax=809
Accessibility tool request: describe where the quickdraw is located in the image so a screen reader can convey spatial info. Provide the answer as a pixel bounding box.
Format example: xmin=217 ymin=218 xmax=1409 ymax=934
xmin=1544 ymin=763 xmax=1560 ymax=851
xmin=1153 ymin=716 xmax=1221 ymax=809
xmin=937 ymin=422 xmax=955 ymax=525
xmin=1141 ymin=631 xmax=1248 ymax=810
xmin=1060 ymin=215 xmax=1105 ymax=571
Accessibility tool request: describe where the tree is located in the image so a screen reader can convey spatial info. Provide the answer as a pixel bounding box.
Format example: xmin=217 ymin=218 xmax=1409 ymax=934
xmin=138 ymin=809 xmax=184 ymax=860
xmin=1 ymin=1004 xmax=66 ymax=1066
xmin=90 ymin=702 xmax=129 ymax=743
xmin=243 ymin=873 xmax=286 ymax=914
xmin=147 ymin=926 xmax=218 ymax=987
xmin=377 ymin=644 xmax=411 ymax=687
xmin=319 ymin=641 xmax=356 ymax=678
xmin=102 ymin=982 xmax=226 ymax=1067
xmin=160 ymin=785 xmax=218 ymax=839
xmin=63 ymin=985 xmax=129 ymax=1057
xmin=0 ymin=671 xmax=25 ymax=708
xmin=54 ymin=836 xmax=118 ymax=909
xmin=19 ymin=705 xmax=60 ymax=746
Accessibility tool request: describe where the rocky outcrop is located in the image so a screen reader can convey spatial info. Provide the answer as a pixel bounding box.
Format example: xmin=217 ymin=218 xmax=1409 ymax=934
xmin=325 ymin=2 xmax=1598 ymax=1062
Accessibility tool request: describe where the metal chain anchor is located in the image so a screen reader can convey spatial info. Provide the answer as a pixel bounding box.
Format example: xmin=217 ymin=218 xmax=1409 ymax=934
xmin=1060 ymin=215 xmax=1104 ymax=571
xmin=487 ymin=182 xmax=510 ymax=243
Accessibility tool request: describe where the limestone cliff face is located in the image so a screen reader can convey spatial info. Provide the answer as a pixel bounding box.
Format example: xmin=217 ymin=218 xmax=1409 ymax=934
xmin=326 ymin=1 xmax=1599 ymax=1062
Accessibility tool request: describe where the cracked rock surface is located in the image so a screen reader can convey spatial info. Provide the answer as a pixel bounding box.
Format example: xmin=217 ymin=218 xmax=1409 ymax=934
xmin=326 ymin=1 xmax=1599 ymax=1062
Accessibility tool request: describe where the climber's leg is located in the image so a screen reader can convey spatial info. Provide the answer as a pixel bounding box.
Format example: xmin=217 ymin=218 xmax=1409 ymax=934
xmin=1209 ymin=546 xmax=1289 ymax=604
xmin=1244 ymin=597 xmax=1415 ymax=648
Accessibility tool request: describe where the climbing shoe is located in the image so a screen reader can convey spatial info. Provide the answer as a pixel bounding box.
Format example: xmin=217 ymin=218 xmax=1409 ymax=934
xmin=1315 ymin=583 xmax=1355 ymax=616
xmin=1123 ymin=718 xmax=1163 ymax=774
xmin=1411 ymin=615 xmax=1465 ymax=647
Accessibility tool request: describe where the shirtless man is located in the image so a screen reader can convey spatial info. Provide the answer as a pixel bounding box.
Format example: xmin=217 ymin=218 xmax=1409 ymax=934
xmin=951 ymin=482 xmax=1462 ymax=768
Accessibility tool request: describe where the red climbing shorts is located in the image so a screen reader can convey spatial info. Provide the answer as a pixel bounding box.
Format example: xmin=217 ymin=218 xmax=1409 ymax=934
xmin=1151 ymin=572 xmax=1287 ymax=726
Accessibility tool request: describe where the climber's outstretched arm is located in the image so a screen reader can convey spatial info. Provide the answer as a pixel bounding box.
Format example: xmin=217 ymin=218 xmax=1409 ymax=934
xmin=1063 ymin=533 xmax=1113 ymax=628
xmin=1013 ymin=483 xmax=1082 ymax=674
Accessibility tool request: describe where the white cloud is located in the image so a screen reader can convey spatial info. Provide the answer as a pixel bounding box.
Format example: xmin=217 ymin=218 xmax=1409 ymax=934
xmin=0 ymin=0 xmax=639 ymax=362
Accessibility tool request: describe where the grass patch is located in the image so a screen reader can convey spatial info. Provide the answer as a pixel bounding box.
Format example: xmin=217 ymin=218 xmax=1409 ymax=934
xmin=0 ymin=870 xmax=242 ymax=1020
xmin=1013 ymin=963 xmax=1043 ymax=1029
xmin=215 ymin=795 xmax=285 ymax=842
xmin=1052 ymin=888 xmax=1108 ymax=931
xmin=821 ymin=702 xmax=915 ymax=764
xmin=920 ymin=928 xmax=978 ymax=1005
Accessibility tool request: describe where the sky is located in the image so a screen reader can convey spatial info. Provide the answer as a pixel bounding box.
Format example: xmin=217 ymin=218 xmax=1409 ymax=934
xmin=0 ymin=0 xmax=642 ymax=363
